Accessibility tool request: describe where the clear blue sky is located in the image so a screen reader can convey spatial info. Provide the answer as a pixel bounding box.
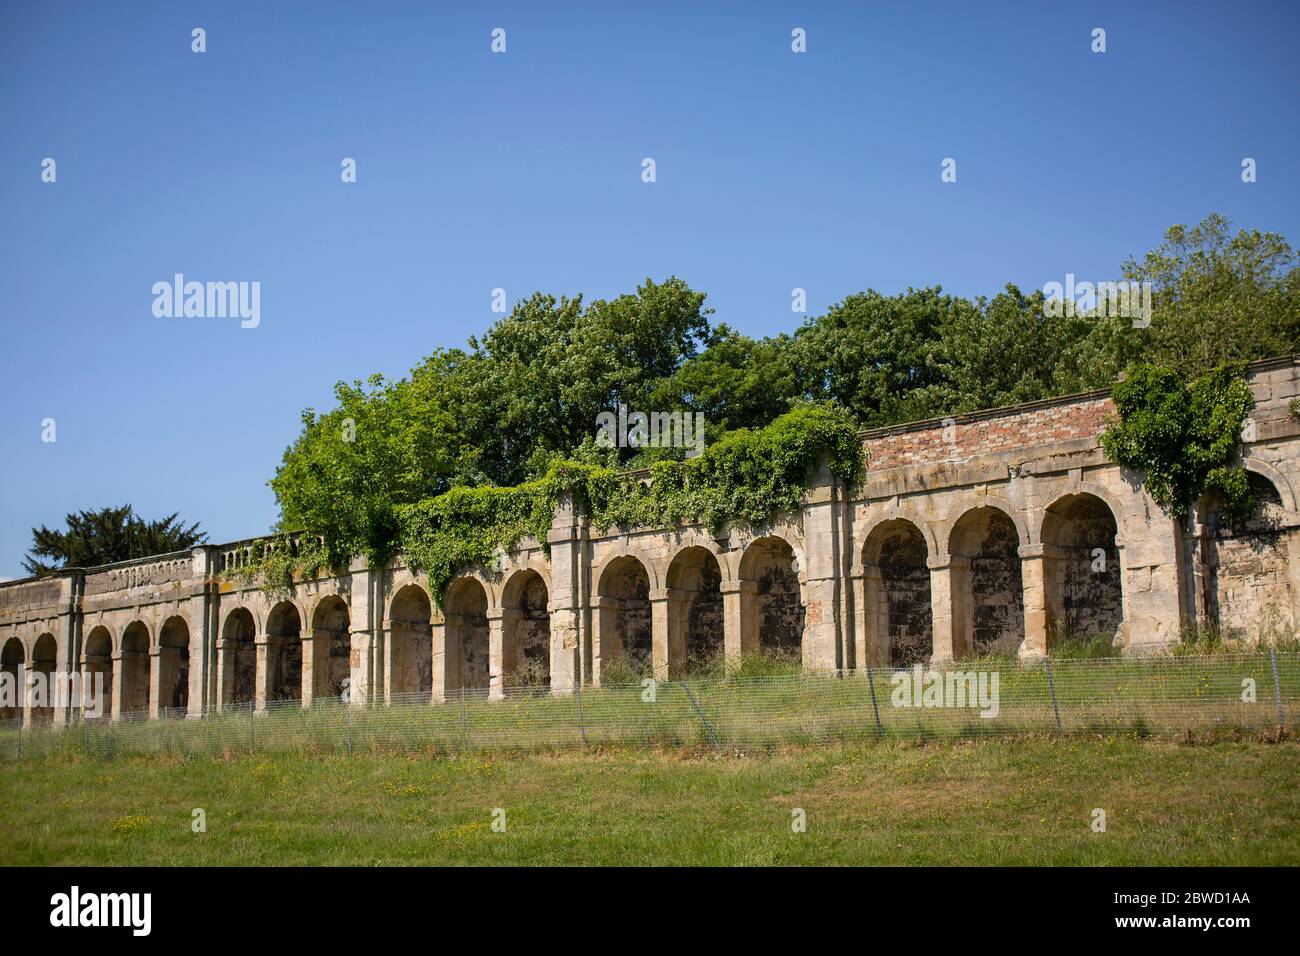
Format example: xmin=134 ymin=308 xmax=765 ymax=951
xmin=1 ymin=0 xmax=1298 ymax=579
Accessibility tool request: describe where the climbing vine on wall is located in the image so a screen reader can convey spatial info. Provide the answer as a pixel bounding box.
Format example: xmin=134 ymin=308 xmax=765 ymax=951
xmin=1100 ymin=362 xmax=1256 ymax=524
xmin=225 ymin=532 xmax=335 ymax=598
xmin=228 ymin=404 xmax=864 ymax=607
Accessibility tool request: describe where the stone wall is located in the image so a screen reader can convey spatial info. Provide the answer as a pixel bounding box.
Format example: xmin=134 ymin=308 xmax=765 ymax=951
xmin=2 ymin=356 xmax=1298 ymax=724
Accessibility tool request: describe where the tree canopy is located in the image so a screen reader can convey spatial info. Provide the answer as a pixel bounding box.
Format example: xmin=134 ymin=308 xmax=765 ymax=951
xmin=269 ymin=213 xmax=1299 ymax=566
xmin=24 ymin=505 xmax=207 ymax=576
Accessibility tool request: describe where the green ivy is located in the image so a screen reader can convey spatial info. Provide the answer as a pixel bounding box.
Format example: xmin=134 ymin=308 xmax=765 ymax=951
xmin=1100 ymin=363 xmax=1255 ymax=523
xmin=225 ymin=405 xmax=863 ymax=606
xmin=224 ymin=532 xmax=336 ymax=598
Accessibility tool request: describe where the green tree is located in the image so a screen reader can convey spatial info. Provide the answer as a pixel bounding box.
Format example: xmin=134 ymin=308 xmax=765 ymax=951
xmin=459 ymin=276 xmax=713 ymax=481
xmin=24 ymin=505 xmax=206 ymax=576
xmin=649 ymin=323 xmax=801 ymax=437
xmin=1123 ymin=213 xmax=1300 ymax=376
xmin=269 ymin=356 xmax=473 ymax=567
xmin=788 ymin=287 xmax=971 ymax=427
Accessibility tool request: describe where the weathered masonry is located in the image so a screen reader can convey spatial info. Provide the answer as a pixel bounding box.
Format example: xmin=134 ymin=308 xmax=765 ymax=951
xmin=3 ymin=357 xmax=1299 ymax=725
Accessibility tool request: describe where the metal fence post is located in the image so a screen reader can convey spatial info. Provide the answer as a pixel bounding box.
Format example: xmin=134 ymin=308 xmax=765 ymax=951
xmin=344 ymin=698 xmax=353 ymax=756
xmin=248 ymin=700 xmax=255 ymax=754
xmin=15 ymin=719 xmax=21 ymax=760
xmin=866 ymin=665 xmax=884 ymax=739
xmin=1044 ymin=656 xmax=1063 ymax=732
xmin=680 ymin=681 xmax=720 ymax=750
xmin=1270 ymin=647 xmax=1285 ymax=731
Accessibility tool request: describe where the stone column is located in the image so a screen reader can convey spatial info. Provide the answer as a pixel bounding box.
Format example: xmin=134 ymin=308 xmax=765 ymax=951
xmin=21 ymin=665 xmax=34 ymax=729
xmin=53 ymin=612 xmax=75 ymax=728
xmin=299 ymin=634 xmax=317 ymax=708
xmin=1018 ymin=543 xmax=1049 ymax=659
xmin=430 ymin=617 xmax=458 ymax=704
xmin=800 ymin=466 xmax=846 ymax=672
xmin=381 ymin=625 xmax=402 ymax=705
xmin=192 ymin=547 xmax=215 ymax=718
xmin=346 ymin=556 xmax=379 ymax=706
xmin=487 ymin=610 xmax=507 ymax=700
xmin=721 ymin=579 xmax=757 ymax=669
xmin=254 ymin=636 xmax=272 ymax=714
xmin=148 ymin=649 xmax=163 ymax=719
xmin=214 ymin=637 xmax=232 ymax=713
xmin=546 ymin=494 xmax=584 ymax=696
xmin=927 ymin=559 xmax=955 ymax=663
xmin=348 ymin=628 xmax=374 ymax=705
xmin=650 ymin=589 xmax=671 ymax=681
xmin=110 ymin=652 xmax=125 ymax=721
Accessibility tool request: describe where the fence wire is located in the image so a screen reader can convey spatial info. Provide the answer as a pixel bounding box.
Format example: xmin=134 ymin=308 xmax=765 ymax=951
xmin=0 ymin=652 xmax=1294 ymax=761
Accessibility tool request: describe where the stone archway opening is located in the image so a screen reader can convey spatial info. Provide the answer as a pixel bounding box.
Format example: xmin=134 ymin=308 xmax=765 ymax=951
xmin=1200 ymin=471 xmax=1295 ymax=639
xmin=119 ymin=622 xmax=151 ymax=717
xmin=311 ymin=595 xmax=352 ymax=700
xmin=82 ymin=627 xmax=113 ymax=721
xmin=739 ymin=536 xmax=804 ymax=662
xmin=222 ymin=608 xmax=256 ymax=707
xmin=445 ymin=578 xmax=489 ymax=692
xmin=30 ymin=634 xmax=57 ymax=723
xmin=863 ymin=520 xmax=933 ymax=667
xmin=389 ymin=584 xmax=433 ymax=700
xmin=949 ymin=507 xmax=1024 ymax=657
xmin=1 ymin=637 xmax=24 ymax=722
xmin=1042 ymin=493 xmax=1123 ymax=648
xmin=158 ymin=617 xmax=190 ymax=714
xmin=666 ymin=546 xmax=723 ymax=675
xmin=595 ymin=556 xmax=652 ymax=680
xmin=502 ymin=570 xmax=550 ymax=689
xmin=266 ymin=602 xmax=303 ymax=703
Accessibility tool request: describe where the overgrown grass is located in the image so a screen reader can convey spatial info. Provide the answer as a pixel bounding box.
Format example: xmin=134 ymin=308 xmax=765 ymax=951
xmin=5 ymin=652 xmax=1295 ymax=763
xmin=2 ymin=737 xmax=1296 ymax=865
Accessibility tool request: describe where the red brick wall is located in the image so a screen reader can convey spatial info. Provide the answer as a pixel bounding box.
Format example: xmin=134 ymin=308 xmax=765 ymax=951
xmin=863 ymin=397 xmax=1114 ymax=471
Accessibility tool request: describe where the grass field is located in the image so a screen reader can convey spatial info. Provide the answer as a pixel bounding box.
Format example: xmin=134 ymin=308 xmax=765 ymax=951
xmin=2 ymin=734 xmax=1297 ymax=865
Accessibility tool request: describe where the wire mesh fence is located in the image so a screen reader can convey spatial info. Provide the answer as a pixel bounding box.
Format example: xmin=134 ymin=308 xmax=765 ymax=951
xmin=0 ymin=651 xmax=1294 ymax=761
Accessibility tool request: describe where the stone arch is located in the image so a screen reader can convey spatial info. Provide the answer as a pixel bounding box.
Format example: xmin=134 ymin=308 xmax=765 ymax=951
xmin=1241 ymin=457 xmax=1298 ymax=513
xmin=939 ymin=494 xmax=1029 ymax=556
xmin=119 ymin=621 xmax=151 ymax=717
xmin=82 ymin=626 xmax=114 ymax=721
xmin=738 ymin=535 xmax=805 ymax=659
xmin=859 ymin=507 xmax=940 ymax=561
xmin=80 ymin=625 xmax=114 ymax=721
xmin=221 ymin=607 xmax=257 ymax=707
xmin=266 ymin=601 xmax=303 ymax=703
xmin=445 ymin=577 xmax=489 ymax=692
xmin=1198 ymin=469 xmax=1298 ymax=638
xmin=592 ymin=545 xmax=661 ymax=595
xmin=948 ymin=506 xmax=1025 ymax=656
xmin=665 ymin=546 xmax=724 ymax=675
xmin=389 ymin=583 xmax=432 ymax=699
xmin=501 ymin=569 xmax=550 ymax=689
xmin=310 ymin=595 xmax=351 ymax=700
xmin=1040 ymin=492 xmax=1124 ymax=647
xmin=651 ymin=533 xmax=732 ymax=587
xmin=1036 ymin=481 xmax=1125 ymax=546
xmin=862 ymin=518 xmax=932 ymax=667
xmin=594 ymin=554 xmax=653 ymax=680
xmin=29 ymin=633 xmax=57 ymax=723
xmin=1 ymin=636 xmax=24 ymax=722
xmin=157 ymin=616 xmax=190 ymax=714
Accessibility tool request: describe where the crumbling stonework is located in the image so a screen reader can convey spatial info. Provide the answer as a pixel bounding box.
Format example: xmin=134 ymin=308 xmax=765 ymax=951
xmin=2 ymin=356 xmax=1298 ymax=724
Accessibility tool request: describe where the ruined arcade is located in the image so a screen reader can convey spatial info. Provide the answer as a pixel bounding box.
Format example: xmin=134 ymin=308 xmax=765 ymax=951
xmin=3 ymin=356 xmax=1299 ymax=726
